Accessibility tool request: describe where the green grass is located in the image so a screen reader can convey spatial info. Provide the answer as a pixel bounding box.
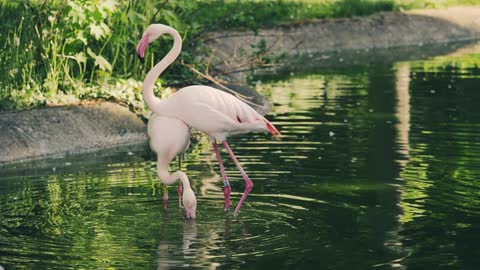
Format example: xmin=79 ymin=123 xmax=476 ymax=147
xmin=1 ymin=0 xmax=479 ymax=111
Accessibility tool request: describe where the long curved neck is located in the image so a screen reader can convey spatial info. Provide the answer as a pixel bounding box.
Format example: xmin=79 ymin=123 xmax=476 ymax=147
xmin=157 ymin=160 xmax=191 ymax=189
xmin=143 ymin=27 xmax=182 ymax=114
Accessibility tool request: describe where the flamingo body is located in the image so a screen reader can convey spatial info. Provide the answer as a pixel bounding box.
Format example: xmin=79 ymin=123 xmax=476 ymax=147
xmin=148 ymin=114 xmax=190 ymax=160
xmin=155 ymin=85 xmax=279 ymax=142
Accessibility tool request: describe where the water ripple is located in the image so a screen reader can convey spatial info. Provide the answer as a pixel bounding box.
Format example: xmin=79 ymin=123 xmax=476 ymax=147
xmin=2 ymin=50 xmax=480 ymax=268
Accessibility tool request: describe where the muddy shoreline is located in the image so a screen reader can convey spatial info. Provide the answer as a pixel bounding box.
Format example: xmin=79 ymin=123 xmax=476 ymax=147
xmin=204 ymin=7 xmax=480 ymax=80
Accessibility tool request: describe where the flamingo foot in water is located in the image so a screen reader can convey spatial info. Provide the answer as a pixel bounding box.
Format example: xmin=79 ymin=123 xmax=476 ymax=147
xmin=222 ymin=141 xmax=254 ymax=217
xmin=233 ymin=179 xmax=253 ymax=217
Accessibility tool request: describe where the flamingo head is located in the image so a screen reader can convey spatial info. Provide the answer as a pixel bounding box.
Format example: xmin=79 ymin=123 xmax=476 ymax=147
xmin=136 ymin=24 xmax=168 ymax=62
xmin=182 ymin=187 xmax=197 ymax=219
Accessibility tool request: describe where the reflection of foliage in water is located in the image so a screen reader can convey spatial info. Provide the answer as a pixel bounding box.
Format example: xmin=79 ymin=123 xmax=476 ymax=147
xmin=396 ymin=58 xmax=480 ymax=268
xmin=255 ymin=51 xmax=480 ymax=268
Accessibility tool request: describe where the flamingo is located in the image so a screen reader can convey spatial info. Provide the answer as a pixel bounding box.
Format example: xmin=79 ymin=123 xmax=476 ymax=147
xmin=136 ymin=24 xmax=280 ymax=216
xmin=148 ymin=114 xmax=196 ymax=219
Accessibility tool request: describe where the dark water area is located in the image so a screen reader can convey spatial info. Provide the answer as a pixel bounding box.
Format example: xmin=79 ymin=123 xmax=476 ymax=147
xmin=1 ymin=44 xmax=480 ymax=269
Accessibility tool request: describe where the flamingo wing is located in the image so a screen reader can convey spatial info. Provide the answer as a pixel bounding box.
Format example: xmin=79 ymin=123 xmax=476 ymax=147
xmin=159 ymin=85 xmax=280 ymax=140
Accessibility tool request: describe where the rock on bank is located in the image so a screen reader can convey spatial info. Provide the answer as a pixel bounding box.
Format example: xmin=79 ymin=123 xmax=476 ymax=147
xmin=0 ymin=102 xmax=146 ymax=164
xmin=202 ymin=7 xmax=480 ymax=75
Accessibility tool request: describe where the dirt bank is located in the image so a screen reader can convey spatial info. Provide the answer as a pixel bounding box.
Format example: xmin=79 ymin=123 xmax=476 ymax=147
xmin=203 ymin=6 xmax=480 ymax=79
xmin=0 ymin=102 xmax=146 ymax=164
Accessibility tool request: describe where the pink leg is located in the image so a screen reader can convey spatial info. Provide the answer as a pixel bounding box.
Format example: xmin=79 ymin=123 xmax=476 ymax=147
xmin=162 ymin=185 xmax=168 ymax=209
xmin=222 ymin=141 xmax=253 ymax=216
xmin=177 ymin=156 xmax=183 ymax=208
xmin=213 ymin=143 xmax=231 ymax=211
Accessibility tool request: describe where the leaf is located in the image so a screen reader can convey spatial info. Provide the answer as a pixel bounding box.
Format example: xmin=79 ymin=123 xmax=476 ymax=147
xmin=161 ymin=9 xmax=181 ymax=30
xmin=99 ymin=22 xmax=111 ymax=36
xmin=128 ymin=11 xmax=145 ymax=24
xmin=86 ymin=48 xmax=111 ymax=71
xmin=76 ymin=31 xmax=88 ymax=45
xmin=94 ymin=54 xmax=112 ymax=72
xmin=68 ymin=0 xmax=86 ymax=24
xmin=89 ymin=23 xmax=104 ymax=40
xmin=74 ymin=52 xmax=87 ymax=64
xmin=86 ymin=47 xmax=96 ymax=58
xmin=100 ymin=0 xmax=118 ymax=12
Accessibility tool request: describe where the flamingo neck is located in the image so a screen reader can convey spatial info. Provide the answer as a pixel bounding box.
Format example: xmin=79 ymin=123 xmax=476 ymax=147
xmin=157 ymin=161 xmax=191 ymax=190
xmin=142 ymin=27 xmax=182 ymax=114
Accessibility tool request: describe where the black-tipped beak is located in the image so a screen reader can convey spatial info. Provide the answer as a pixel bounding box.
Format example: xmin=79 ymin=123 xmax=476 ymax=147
xmin=136 ymin=34 xmax=149 ymax=64
xmin=137 ymin=53 xmax=144 ymax=64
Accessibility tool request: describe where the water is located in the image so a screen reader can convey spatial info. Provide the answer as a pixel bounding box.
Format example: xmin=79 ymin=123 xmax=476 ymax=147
xmin=1 ymin=44 xmax=480 ymax=269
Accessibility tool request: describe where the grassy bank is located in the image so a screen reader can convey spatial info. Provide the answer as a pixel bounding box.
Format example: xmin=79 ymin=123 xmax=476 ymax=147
xmin=1 ymin=0 xmax=479 ymax=112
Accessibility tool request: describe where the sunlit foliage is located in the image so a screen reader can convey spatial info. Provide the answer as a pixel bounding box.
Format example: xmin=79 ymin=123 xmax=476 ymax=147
xmin=1 ymin=0 xmax=480 ymax=111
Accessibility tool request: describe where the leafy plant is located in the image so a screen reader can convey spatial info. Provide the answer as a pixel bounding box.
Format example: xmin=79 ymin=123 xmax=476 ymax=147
xmin=1 ymin=0 xmax=480 ymax=111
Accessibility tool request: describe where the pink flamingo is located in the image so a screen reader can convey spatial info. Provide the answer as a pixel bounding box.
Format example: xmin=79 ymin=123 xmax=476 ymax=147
xmin=136 ymin=24 xmax=280 ymax=217
xmin=148 ymin=115 xmax=196 ymax=219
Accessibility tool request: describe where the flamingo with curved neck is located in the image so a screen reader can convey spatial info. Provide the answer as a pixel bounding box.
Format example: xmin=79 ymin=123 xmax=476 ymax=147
xmin=148 ymin=115 xmax=196 ymax=219
xmin=137 ymin=24 xmax=280 ymax=216
xmin=137 ymin=25 xmax=182 ymax=114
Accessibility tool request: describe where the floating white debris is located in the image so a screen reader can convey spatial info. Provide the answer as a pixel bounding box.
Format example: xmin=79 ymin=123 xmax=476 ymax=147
xmin=344 ymin=119 xmax=348 ymax=123
xmin=369 ymin=109 xmax=373 ymax=113
xmin=430 ymin=89 xmax=436 ymax=94
xmin=65 ymin=162 xmax=71 ymax=166
xmin=127 ymin=151 xmax=134 ymax=155
xmin=329 ymin=131 xmax=335 ymax=137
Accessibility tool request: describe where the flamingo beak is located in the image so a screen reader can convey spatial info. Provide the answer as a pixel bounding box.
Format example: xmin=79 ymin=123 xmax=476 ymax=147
xmin=136 ymin=34 xmax=149 ymax=63
xmin=186 ymin=208 xmax=196 ymax=219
